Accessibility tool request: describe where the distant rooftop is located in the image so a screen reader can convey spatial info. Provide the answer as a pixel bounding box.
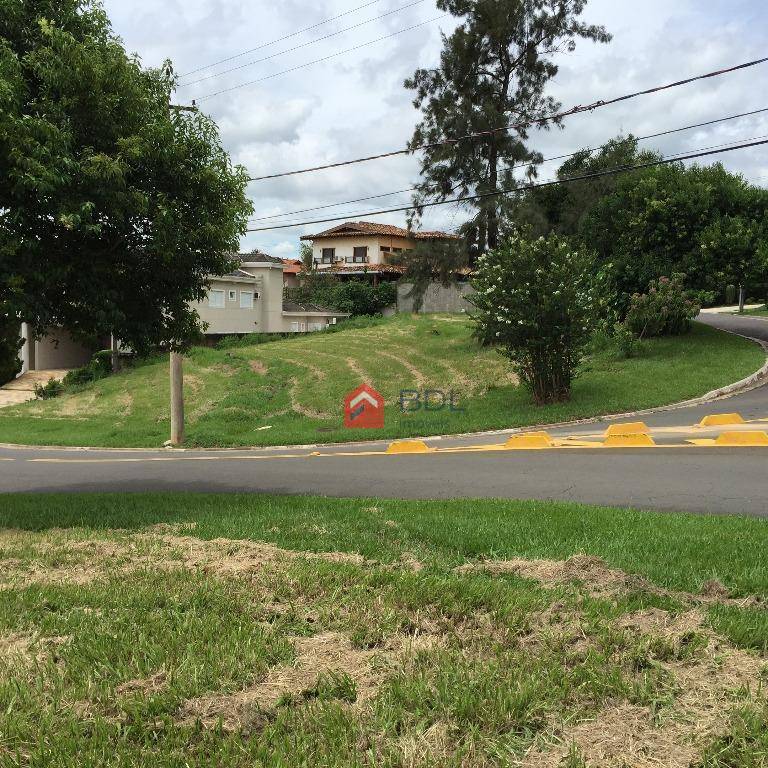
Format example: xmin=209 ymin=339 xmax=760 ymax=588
xmin=300 ymin=221 xmax=458 ymax=241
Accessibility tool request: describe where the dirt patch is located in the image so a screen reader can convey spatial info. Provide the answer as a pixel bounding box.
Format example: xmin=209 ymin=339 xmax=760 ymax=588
xmin=617 ymin=608 xmax=706 ymax=638
xmin=345 ymin=357 xmax=371 ymax=385
xmin=0 ymin=633 xmax=36 ymax=664
xmin=376 ymin=350 xmax=427 ymax=388
xmin=397 ymin=721 xmax=453 ymax=767
xmin=457 ymin=555 xmax=766 ymax=611
xmin=0 ymin=633 xmax=71 ymax=669
xmin=457 ymin=554 xmax=651 ymax=597
xmin=288 ymin=377 xmax=332 ymax=420
xmin=0 ymin=529 xmax=365 ymax=588
xmin=249 ymin=360 xmax=268 ymax=375
xmin=57 ymin=392 xmax=100 ymax=417
xmin=282 ymin=358 xmax=327 ymax=381
xmin=178 ymin=632 xmax=383 ymax=730
xmin=116 ymin=670 xmax=168 ymax=697
xmin=522 ymin=607 xmax=767 ymax=768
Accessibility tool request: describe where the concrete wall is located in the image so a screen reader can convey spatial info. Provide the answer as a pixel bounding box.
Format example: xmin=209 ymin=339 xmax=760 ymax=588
xmin=20 ymin=324 xmax=94 ymax=372
xmin=277 ymin=314 xmax=344 ymax=333
xmin=397 ymin=282 xmax=476 ymax=314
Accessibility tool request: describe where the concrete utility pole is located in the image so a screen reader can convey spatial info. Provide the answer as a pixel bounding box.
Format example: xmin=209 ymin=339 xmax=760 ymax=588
xmin=110 ymin=334 xmax=121 ymax=373
xmin=165 ymin=101 xmax=197 ymax=447
xmin=170 ymin=351 xmax=184 ymax=446
xmin=738 ymin=285 xmax=746 ymax=313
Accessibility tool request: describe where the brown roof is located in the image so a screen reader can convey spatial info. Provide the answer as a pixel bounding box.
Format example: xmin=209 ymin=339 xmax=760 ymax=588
xmin=300 ymin=221 xmax=458 ymax=241
xmin=320 ymin=263 xmax=406 ymax=275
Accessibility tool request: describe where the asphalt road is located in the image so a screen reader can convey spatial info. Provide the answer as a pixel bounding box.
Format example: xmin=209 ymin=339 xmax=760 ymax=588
xmin=0 ymin=312 xmax=766 ymax=516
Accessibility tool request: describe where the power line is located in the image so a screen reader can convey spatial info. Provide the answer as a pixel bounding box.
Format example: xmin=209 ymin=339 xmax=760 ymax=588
xmin=246 ymin=57 xmax=768 ymax=181
xmin=196 ymin=14 xmax=447 ymax=102
xmin=247 ymin=106 xmax=768 ymax=223
xmin=245 ymin=137 xmax=768 ymax=232
xmin=178 ymin=0 xmax=383 ymax=78
xmin=180 ymin=0 xmax=427 ymax=88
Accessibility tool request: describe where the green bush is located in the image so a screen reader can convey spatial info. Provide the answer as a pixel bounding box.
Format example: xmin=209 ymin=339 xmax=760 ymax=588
xmin=624 ymin=275 xmax=700 ymax=339
xmin=62 ymin=350 xmax=114 ymax=388
xmin=470 ymin=232 xmax=607 ymax=404
xmin=287 ymin=276 xmax=396 ymax=317
xmin=34 ymin=378 xmax=64 ymax=400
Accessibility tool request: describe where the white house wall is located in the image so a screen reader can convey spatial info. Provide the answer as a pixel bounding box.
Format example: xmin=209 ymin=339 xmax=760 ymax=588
xmin=312 ymin=235 xmax=415 ymax=268
xmin=192 ymin=278 xmax=262 ymax=335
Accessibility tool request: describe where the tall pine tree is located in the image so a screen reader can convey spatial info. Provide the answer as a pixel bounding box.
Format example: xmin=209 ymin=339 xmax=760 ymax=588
xmin=405 ymin=0 xmax=610 ymax=253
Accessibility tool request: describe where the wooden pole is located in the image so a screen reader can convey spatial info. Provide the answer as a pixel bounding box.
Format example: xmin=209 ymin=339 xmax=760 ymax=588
xmin=170 ymin=351 xmax=184 ymax=445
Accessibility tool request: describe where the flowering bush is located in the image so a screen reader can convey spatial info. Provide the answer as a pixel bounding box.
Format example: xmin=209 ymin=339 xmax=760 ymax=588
xmin=624 ymin=274 xmax=699 ymax=338
xmin=470 ymin=233 xmax=607 ymax=404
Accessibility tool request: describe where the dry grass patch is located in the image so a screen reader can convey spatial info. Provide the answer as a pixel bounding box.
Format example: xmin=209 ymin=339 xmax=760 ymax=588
xmin=178 ymin=631 xmax=383 ymax=730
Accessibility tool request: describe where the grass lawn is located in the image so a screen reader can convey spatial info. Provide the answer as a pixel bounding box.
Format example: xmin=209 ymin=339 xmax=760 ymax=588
xmin=740 ymin=306 xmax=768 ymax=317
xmin=0 ymin=316 xmax=763 ymax=448
xmin=0 ymin=493 xmax=766 ymax=766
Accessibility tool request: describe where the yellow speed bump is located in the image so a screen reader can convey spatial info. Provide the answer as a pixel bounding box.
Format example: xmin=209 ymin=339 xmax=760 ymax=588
xmin=504 ymin=431 xmax=554 ymax=449
xmin=698 ymin=413 xmax=746 ymax=427
xmin=714 ymin=431 xmax=768 ymax=447
xmin=603 ymin=433 xmax=657 ymax=448
xmin=604 ymin=421 xmax=649 ymax=437
xmin=386 ymin=440 xmax=433 ymax=454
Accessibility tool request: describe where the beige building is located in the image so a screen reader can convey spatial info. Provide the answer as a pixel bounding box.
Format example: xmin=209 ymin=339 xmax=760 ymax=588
xmin=19 ymin=252 xmax=347 ymax=373
xmin=301 ymin=221 xmax=458 ymax=282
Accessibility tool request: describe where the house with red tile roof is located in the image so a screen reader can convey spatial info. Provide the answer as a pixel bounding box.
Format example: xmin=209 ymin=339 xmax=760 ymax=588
xmin=300 ymin=221 xmax=459 ymax=283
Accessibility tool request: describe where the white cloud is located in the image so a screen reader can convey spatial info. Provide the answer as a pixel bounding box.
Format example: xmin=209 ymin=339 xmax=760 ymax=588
xmin=103 ymin=0 xmax=768 ymax=260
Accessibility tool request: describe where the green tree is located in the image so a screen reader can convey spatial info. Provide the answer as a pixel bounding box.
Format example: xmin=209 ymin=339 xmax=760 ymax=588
xmin=391 ymin=237 xmax=469 ymax=311
xmin=470 ymin=232 xmax=606 ymax=404
xmin=511 ymin=136 xmax=660 ymax=237
xmin=405 ymin=0 xmax=610 ymax=253
xmin=580 ymin=162 xmax=768 ymax=304
xmin=299 ymin=242 xmax=314 ymax=271
xmin=0 ymin=309 xmax=22 ymax=385
xmin=0 ymin=0 xmax=252 ymax=356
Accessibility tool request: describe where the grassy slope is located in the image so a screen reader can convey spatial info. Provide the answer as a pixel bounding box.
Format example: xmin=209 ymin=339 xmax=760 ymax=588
xmin=0 ymin=494 xmax=766 ymax=766
xmin=0 ymin=315 xmax=763 ymax=448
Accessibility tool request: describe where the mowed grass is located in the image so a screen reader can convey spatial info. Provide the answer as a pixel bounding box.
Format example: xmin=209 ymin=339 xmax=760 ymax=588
xmin=0 ymin=315 xmax=763 ymax=448
xmin=0 ymin=493 xmax=766 ymax=767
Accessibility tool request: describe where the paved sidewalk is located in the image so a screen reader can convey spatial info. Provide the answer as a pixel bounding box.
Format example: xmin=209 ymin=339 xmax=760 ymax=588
xmin=700 ymin=304 xmax=763 ymax=314
xmin=0 ymin=370 xmax=70 ymax=408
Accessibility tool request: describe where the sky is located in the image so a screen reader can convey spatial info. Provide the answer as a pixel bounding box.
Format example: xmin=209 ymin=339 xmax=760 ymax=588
xmin=103 ymin=0 xmax=768 ymax=259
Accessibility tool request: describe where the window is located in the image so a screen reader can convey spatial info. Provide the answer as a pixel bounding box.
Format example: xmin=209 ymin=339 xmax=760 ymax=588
xmin=208 ymin=289 xmax=225 ymax=308
xmin=227 ymin=290 xmax=237 ymax=301
xmin=239 ymin=291 xmax=254 ymax=309
xmin=321 ymin=248 xmax=335 ymax=264
xmin=290 ymin=321 xmax=300 ymax=332
xmin=380 ymin=246 xmax=391 ymax=253
xmin=351 ymin=246 xmax=368 ymax=264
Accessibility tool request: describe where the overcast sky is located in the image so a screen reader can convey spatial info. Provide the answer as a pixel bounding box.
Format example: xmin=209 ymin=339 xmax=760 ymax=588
xmin=103 ymin=0 xmax=768 ymax=258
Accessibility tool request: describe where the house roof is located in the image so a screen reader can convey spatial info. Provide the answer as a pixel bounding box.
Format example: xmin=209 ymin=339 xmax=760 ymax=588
xmin=281 ymin=260 xmax=303 ymax=275
xmin=244 ymin=248 xmax=284 ymax=264
xmin=223 ymin=268 xmax=259 ymax=279
xmin=300 ymin=221 xmax=459 ymax=241
xmin=282 ymin=301 xmax=348 ymax=315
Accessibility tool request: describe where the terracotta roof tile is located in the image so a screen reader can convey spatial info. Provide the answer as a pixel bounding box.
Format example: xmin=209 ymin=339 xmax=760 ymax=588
xmin=300 ymin=221 xmax=458 ymax=241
